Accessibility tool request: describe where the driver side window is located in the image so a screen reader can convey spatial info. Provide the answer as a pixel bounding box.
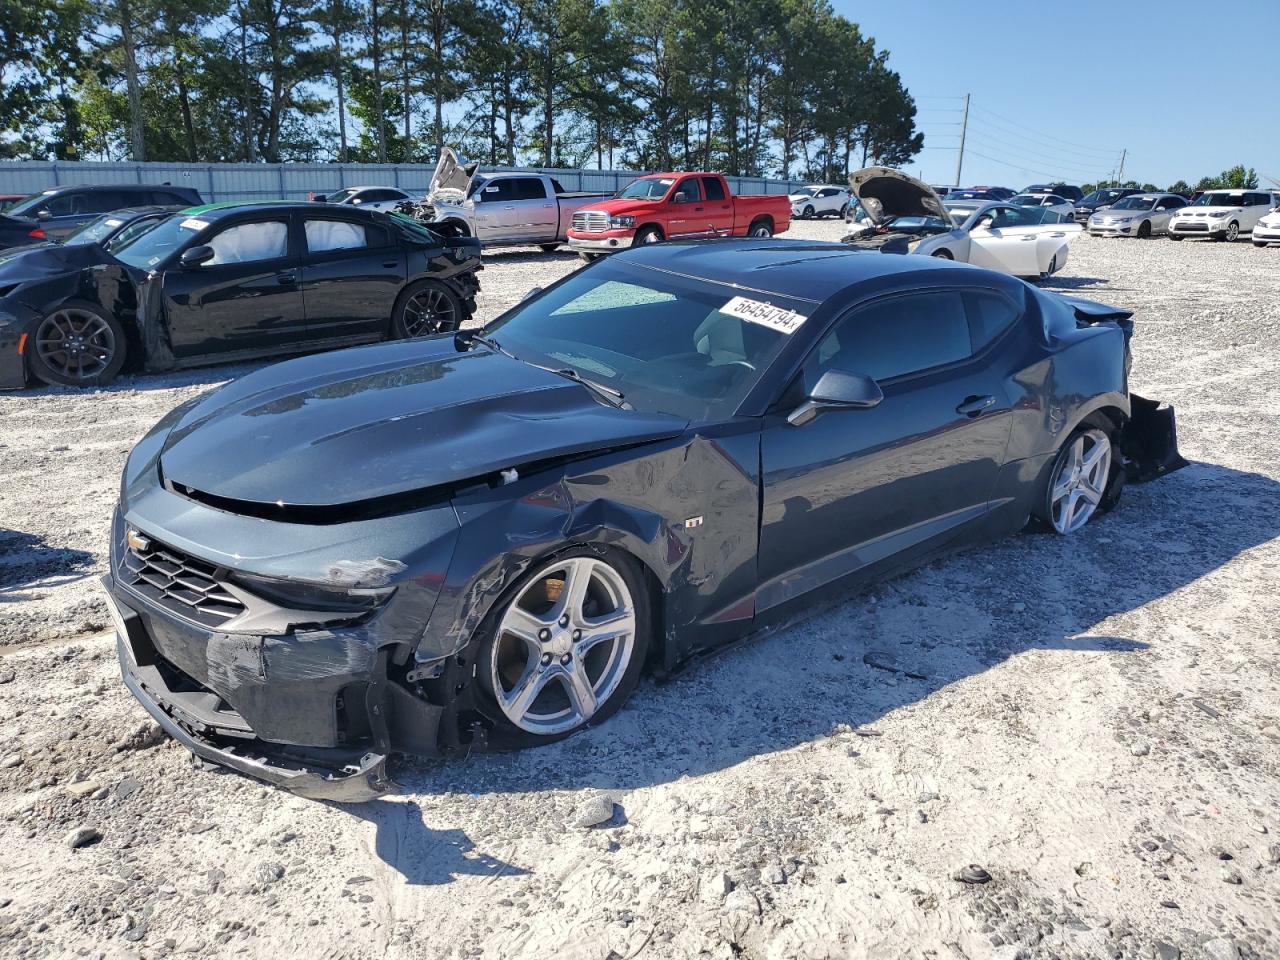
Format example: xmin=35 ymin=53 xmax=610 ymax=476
xmin=206 ymin=220 xmax=289 ymax=265
xmin=802 ymin=292 xmax=973 ymax=388
xmin=672 ymin=179 xmax=702 ymax=204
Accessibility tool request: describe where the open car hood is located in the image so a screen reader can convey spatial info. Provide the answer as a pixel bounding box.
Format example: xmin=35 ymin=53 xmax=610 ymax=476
xmin=848 ymin=167 xmax=954 ymax=228
xmin=158 ymin=340 xmax=688 ymax=512
xmin=428 ymin=147 xmax=478 ymax=202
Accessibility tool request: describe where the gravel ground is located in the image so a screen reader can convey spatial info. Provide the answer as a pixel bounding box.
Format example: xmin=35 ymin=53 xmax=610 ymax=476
xmin=1 ymin=225 xmax=1278 ymax=959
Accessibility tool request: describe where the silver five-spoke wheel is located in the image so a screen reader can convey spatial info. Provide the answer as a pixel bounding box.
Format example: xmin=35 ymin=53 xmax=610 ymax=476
xmin=490 ymin=556 xmax=637 ymax=735
xmin=1049 ymin=428 xmax=1111 ymax=534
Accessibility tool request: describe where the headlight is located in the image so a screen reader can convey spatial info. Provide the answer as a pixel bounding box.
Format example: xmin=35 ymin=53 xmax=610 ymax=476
xmin=1208 ymin=210 xmax=1229 ymax=218
xmin=1096 ymin=205 xmax=1111 ymax=212
xmin=609 ymin=215 xmax=635 ymax=228
xmin=232 ymin=571 xmax=395 ymax=614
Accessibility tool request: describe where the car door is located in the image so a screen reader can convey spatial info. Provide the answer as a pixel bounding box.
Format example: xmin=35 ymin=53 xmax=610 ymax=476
xmin=756 ymin=288 xmax=1014 ymax=610
xmin=1152 ymin=196 xmax=1183 ymax=232
xmin=299 ymin=214 xmax=406 ymax=340
xmin=665 ymin=177 xmax=707 ymax=239
xmin=472 ymin=176 xmax=552 ymax=242
xmin=700 ymin=176 xmax=735 ymax=237
xmin=967 ymin=206 xmax=1042 ymax=276
xmin=161 ymin=213 xmax=305 ymax=358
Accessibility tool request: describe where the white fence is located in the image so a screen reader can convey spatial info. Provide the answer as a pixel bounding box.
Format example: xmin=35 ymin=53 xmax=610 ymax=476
xmin=0 ymin=161 xmax=808 ymax=203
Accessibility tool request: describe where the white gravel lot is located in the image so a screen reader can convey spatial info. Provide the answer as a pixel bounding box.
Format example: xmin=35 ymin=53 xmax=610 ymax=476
xmin=1 ymin=224 xmax=1278 ymax=959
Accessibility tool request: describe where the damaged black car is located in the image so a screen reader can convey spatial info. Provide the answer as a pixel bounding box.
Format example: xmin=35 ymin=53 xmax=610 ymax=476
xmin=0 ymin=201 xmax=482 ymax=389
xmin=103 ymin=239 xmax=1185 ymax=801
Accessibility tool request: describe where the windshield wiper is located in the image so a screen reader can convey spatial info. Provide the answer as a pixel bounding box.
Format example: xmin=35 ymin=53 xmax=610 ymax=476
xmin=455 ymin=329 xmax=518 ymax=361
xmin=550 ymin=366 xmax=629 ymax=409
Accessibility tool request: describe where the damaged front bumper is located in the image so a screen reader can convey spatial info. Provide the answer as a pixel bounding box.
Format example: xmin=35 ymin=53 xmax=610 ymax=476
xmin=103 ymin=572 xmax=439 ymax=802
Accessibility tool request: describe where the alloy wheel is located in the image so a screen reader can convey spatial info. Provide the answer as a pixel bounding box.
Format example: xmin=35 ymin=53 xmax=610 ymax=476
xmin=401 ymin=287 xmax=456 ymax=336
xmin=1225 ymin=221 xmax=1239 ymax=242
xmin=1049 ymin=429 xmax=1111 ymax=534
xmin=35 ymin=309 xmax=117 ymax=382
xmin=750 ymin=223 xmax=772 ymax=238
xmin=490 ymin=556 xmax=636 ymax=735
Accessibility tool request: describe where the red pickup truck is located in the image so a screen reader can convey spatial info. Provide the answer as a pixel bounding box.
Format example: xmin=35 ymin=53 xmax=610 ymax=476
xmin=566 ymin=172 xmax=792 ymax=259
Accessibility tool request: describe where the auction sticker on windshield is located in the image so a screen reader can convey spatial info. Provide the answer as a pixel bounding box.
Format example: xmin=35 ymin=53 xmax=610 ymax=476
xmin=721 ymin=296 xmax=807 ymax=334
xmin=180 ymin=218 xmax=210 ymax=231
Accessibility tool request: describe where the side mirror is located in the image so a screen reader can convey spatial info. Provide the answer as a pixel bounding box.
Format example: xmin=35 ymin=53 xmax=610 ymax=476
xmin=180 ymin=245 xmax=215 ymax=267
xmin=350 ymin=197 xmax=362 ymax=205
xmin=787 ymin=369 xmax=883 ymax=426
xmin=36 ymin=209 xmax=52 ymax=221
xmin=672 ymin=191 xmax=689 ymax=203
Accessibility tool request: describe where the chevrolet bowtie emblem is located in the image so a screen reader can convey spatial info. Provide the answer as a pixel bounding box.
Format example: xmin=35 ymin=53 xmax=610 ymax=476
xmin=126 ymin=529 xmax=151 ymax=552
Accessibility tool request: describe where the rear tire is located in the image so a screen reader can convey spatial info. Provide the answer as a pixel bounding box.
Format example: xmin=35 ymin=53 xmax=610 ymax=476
xmin=474 ymin=546 xmax=652 ymax=748
xmin=1031 ymin=424 xmax=1121 ymax=534
xmin=748 ymin=219 xmax=773 ymax=239
xmin=390 ymin=280 xmax=463 ymax=339
xmin=28 ymin=301 xmax=127 ymax=388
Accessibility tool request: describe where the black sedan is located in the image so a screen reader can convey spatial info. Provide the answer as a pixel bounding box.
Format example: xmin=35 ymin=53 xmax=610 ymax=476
xmin=103 ymin=240 xmax=1183 ymax=800
xmin=0 ymin=201 xmax=481 ymax=388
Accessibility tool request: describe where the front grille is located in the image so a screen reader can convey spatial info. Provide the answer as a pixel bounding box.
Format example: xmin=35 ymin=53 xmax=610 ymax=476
xmin=571 ymin=211 xmax=609 ymax=233
xmin=1174 ymin=222 xmax=1208 ymax=232
xmin=119 ymin=535 xmax=245 ymax=628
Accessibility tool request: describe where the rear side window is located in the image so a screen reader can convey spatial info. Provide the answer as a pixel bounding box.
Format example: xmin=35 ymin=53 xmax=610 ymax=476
xmin=1245 ymin=193 xmax=1268 ymax=206
xmin=806 ymin=291 xmax=972 ymax=385
xmin=304 ymin=219 xmax=368 ymax=252
xmin=702 ymin=177 xmax=726 ymax=201
xmin=511 ymin=178 xmax=547 ymax=200
xmin=965 ymin=292 xmax=1020 ymax=352
xmin=83 ymin=190 xmax=130 ymax=214
xmin=550 ymin=178 xmax=567 ymax=194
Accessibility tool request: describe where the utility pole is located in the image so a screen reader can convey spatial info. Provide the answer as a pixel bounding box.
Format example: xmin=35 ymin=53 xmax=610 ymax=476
xmin=954 ymin=93 xmax=970 ymax=186
xmin=1116 ymin=148 xmax=1127 ymax=185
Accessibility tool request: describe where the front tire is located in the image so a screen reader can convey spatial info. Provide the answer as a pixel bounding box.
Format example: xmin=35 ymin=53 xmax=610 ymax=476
xmin=1136 ymin=220 xmax=1151 ymax=239
xmin=29 ymin=301 xmax=127 ymax=388
xmin=476 ymin=547 xmax=652 ymax=747
xmin=633 ymin=226 xmax=664 ymax=246
xmin=931 ymin=249 xmax=954 ymax=260
xmin=802 ymin=204 xmax=815 ymax=219
xmin=1168 ymin=234 xmax=1183 ymax=241
xmin=390 ymin=280 xmax=463 ymax=339
xmin=1222 ymin=221 xmax=1239 ymax=242
xmin=538 ymin=243 xmax=561 ymax=252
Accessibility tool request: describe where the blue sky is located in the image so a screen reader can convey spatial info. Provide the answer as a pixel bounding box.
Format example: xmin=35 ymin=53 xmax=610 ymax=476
xmin=833 ymin=0 xmax=1280 ymax=190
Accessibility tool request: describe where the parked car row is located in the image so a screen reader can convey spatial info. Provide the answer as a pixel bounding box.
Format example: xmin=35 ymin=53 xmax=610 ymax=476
xmin=0 ymin=182 xmax=203 ymax=250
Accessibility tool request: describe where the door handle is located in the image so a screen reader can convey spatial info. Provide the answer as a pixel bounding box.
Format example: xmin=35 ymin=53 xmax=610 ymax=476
xmin=694 ymin=206 xmax=704 ymax=212
xmin=956 ymin=395 xmax=995 ymax=417
xmin=1020 ymin=235 xmax=1036 ymax=241
xmin=381 ymin=260 xmax=398 ymax=268
xmin=275 ymin=273 xmax=296 ymax=284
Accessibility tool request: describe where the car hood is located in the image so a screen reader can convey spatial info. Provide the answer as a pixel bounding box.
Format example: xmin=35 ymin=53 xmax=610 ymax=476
xmin=428 ymin=146 xmax=479 ymax=201
xmin=0 ymin=242 xmax=118 ymax=284
xmin=848 ymin=167 xmax=953 ymax=228
xmin=575 ymin=198 xmax=666 ymax=217
xmin=158 ymin=340 xmax=689 ymax=508
xmin=1174 ymin=205 xmax=1241 ymax=214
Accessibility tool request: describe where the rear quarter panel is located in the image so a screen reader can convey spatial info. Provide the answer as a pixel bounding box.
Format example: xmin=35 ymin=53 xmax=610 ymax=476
xmin=731 ymin=194 xmax=793 ymax=234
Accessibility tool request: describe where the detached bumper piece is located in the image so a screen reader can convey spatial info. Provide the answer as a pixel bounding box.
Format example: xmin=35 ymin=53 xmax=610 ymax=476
xmin=103 ymin=575 xmax=434 ymax=803
xmin=1122 ymin=394 xmax=1189 ymax=483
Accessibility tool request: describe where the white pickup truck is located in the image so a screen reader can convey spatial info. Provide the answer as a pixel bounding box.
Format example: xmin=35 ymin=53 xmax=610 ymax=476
xmin=424 ymin=148 xmax=613 ymax=250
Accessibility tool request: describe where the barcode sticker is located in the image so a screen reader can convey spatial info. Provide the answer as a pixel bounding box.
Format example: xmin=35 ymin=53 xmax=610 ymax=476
xmin=180 ymin=218 xmax=209 ymax=231
xmin=721 ymin=296 xmax=806 ymax=335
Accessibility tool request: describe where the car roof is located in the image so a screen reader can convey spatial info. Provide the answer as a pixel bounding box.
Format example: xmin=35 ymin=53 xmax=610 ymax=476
xmin=97 ymin=205 xmax=182 ymax=217
xmin=178 ymin=200 xmax=346 ymax=218
xmin=37 ymin=183 xmax=192 ymax=194
xmin=616 ymin=239 xmax=997 ymax=304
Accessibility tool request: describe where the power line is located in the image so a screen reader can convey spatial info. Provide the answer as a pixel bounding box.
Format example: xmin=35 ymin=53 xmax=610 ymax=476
xmin=969 ymin=105 xmax=1119 ymax=160
xmin=962 ymin=127 xmax=1115 ymax=181
xmin=963 ymin=148 xmax=1111 ymax=184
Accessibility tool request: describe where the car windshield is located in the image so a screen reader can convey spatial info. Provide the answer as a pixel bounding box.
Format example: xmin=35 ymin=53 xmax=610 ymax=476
xmin=1111 ymin=196 xmax=1156 ymax=211
xmin=1012 ymin=195 xmax=1047 ymax=206
xmin=794 ymin=187 xmax=820 ymax=197
xmin=884 ymin=215 xmax=951 ymax=232
xmin=324 ymin=188 xmax=360 ymax=203
xmin=945 ymin=190 xmax=990 ymax=200
xmin=483 ymin=260 xmax=811 ymax=420
xmin=1191 ymin=192 xmax=1242 ymax=207
xmin=63 ymin=215 xmax=128 ymax=246
xmin=945 ymin=204 xmax=982 ymax=221
xmin=616 ymin=178 xmax=673 ymax=201
xmin=1081 ymin=189 xmax=1128 ymax=205
xmin=111 ymin=213 xmax=209 ymax=268
xmin=6 ymin=192 xmax=55 ymax=217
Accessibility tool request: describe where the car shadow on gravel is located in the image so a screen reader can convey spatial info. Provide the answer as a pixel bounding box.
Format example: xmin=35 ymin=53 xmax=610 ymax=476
xmin=336 ymin=799 xmax=531 ymax=886
xmin=379 ymin=460 xmax=1278 ymax=810
xmin=480 ymin=247 xmax=581 ymax=266
xmin=1036 ymin=276 xmax=1108 ymax=291
xmin=0 ymin=529 xmax=95 ymax=599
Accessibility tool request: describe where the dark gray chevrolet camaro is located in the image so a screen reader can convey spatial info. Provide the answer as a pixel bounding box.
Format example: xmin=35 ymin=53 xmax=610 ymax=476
xmin=103 ymin=239 xmax=1184 ymax=800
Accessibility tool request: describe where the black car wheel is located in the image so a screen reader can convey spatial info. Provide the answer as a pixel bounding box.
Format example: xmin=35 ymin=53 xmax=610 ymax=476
xmin=633 ymin=226 xmax=664 ymax=246
xmin=1136 ymin=220 xmax=1151 ymax=239
xmin=931 ymin=249 xmax=954 ymax=260
xmin=748 ymin=219 xmax=773 ymax=239
xmin=391 ymin=281 xmax=463 ymax=338
xmin=1168 ymin=234 xmax=1183 ymax=241
xmin=802 ymin=204 xmax=815 ymax=219
xmin=538 ymin=243 xmax=561 ymax=252
xmin=29 ymin=301 xmax=126 ymax=387
xmin=475 ymin=546 xmax=651 ymax=747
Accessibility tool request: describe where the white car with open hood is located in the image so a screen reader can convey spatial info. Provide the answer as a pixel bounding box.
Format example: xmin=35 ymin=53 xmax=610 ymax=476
xmin=842 ymin=167 xmax=1082 ymax=279
xmin=1167 ymin=189 xmax=1279 ymax=242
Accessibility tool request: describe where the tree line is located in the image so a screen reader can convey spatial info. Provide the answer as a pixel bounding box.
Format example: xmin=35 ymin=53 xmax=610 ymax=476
xmin=0 ymin=0 xmax=923 ymax=182
xmin=1081 ymin=165 xmax=1266 ymax=197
